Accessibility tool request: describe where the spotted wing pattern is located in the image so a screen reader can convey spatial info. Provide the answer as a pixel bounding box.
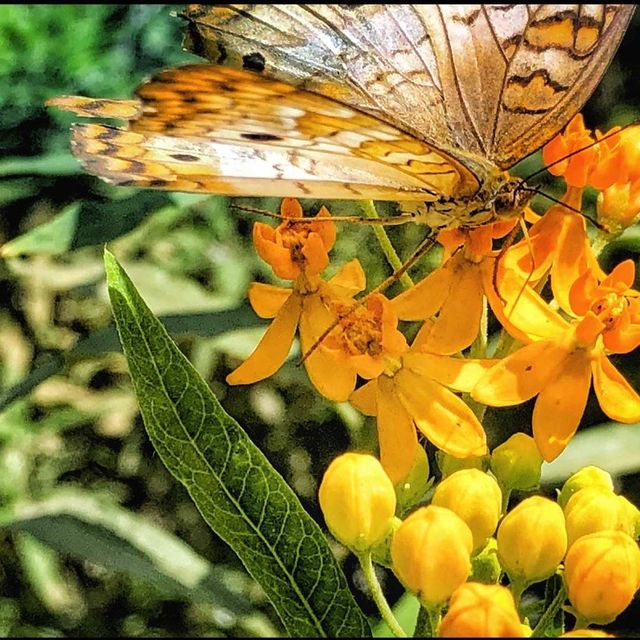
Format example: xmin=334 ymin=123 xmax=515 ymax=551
xmin=49 ymin=64 xmax=480 ymax=200
xmin=182 ymin=4 xmax=634 ymax=168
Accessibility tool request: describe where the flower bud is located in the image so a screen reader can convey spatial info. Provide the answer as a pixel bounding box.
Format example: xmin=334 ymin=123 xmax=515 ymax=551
xmin=597 ymin=179 xmax=640 ymax=233
xmin=470 ymin=538 xmax=501 ymax=585
xmin=432 ymin=469 xmax=502 ymax=553
xmin=564 ymin=486 xmax=637 ymax=546
xmin=558 ymin=466 xmax=614 ymax=510
xmin=438 ymin=583 xmax=524 ymax=638
xmin=319 ymin=452 xmax=396 ymax=552
xmin=437 ymin=451 xmax=487 ymax=478
xmin=490 ymin=433 xmax=542 ymax=491
xmin=564 ymin=530 xmax=640 ymax=625
xmin=391 ymin=505 xmax=472 ymax=607
xmin=497 ymin=496 xmax=567 ymax=584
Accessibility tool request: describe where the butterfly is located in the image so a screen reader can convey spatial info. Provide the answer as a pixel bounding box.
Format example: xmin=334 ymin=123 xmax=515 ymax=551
xmin=48 ymin=4 xmax=635 ymax=230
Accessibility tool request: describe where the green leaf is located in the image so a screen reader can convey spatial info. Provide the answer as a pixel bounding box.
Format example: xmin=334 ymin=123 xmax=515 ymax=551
xmin=541 ymin=422 xmax=640 ymax=485
xmin=1 ymin=192 xmax=171 ymax=257
xmin=104 ymin=249 xmax=371 ymax=638
xmin=1 ymin=489 xmax=258 ymax=620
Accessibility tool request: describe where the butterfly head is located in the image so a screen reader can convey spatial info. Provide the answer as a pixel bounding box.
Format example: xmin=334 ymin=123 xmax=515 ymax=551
xmin=487 ymin=172 xmax=532 ymax=222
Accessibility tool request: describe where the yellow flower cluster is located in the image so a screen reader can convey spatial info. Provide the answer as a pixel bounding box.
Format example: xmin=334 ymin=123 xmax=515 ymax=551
xmin=318 ymin=449 xmax=640 ymax=637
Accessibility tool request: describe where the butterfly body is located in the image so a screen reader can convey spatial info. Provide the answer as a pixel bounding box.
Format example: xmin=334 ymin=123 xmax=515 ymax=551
xmin=49 ymin=4 xmax=634 ymax=228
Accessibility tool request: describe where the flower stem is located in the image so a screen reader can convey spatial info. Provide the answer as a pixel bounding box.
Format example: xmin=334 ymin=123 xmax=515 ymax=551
xmin=531 ymin=582 xmax=567 ymax=636
xmin=413 ymin=604 xmax=441 ymax=637
xmin=358 ymin=551 xmax=407 ymax=637
xmin=361 ymin=200 xmax=414 ymax=291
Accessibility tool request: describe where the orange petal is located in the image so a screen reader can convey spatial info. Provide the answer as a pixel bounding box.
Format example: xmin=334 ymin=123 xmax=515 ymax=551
xmin=569 ymin=268 xmax=600 ymax=316
xmin=350 ymin=379 xmax=378 ymax=416
xmin=483 ymin=261 xmax=570 ymax=342
xmin=395 ymin=369 xmax=487 ymax=458
xmin=403 ymin=352 xmax=499 ymax=393
xmin=253 ymin=222 xmax=299 ymax=280
xmin=315 ymin=205 xmax=336 ymax=252
xmin=248 ymin=283 xmax=292 ymax=318
xmin=422 ymin=260 xmax=483 ymax=354
xmin=551 ymin=213 xmax=590 ymax=315
xmin=575 ymin=312 xmax=605 ymax=346
xmin=326 ymin=259 xmax=366 ymax=297
xmin=603 ymin=258 xmax=636 ymax=291
xmin=391 ymin=262 xmax=453 ymax=320
xmin=226 ymin=293 xmax=302 ymax=385
xmin=299 ymin=294 xmax=356 ymax=402
xmin=604 ymin=321 xmax=640 ymax=354
xmin=592 ymin=353 xmax=640 ymax=423
xmin=472 ymin=340 xmax=569 ymax=406
xmin=281 ymin=197 xmax=303 ymax=219
xmin=376 ymin=376 xmax=419 ymax=484
xmin=532 ymin=349 xmax=592 ymax=461
xmin=301 ymin=231 xmax=330 ymax=275
xmin=349 ymin=353 xmax=386 ymax=380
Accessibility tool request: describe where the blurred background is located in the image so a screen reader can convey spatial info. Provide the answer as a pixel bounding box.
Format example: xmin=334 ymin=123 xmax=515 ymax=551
xmin=0 ymin=5 xmax=639 ymax=637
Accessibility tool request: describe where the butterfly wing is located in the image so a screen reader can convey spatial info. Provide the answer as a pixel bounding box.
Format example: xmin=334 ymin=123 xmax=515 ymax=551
xmin=182 ymin=4 xmax=634 ymax=169
xmin=49 ymin=64 xmax=479 ymax=200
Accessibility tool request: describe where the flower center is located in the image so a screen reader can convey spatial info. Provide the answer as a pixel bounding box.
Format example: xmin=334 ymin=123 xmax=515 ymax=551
xmin=331 ymin=303 xmax=383 ymax=357
xmin=279 ymin=224 xmax=314 ymax=265
xmin=591 ymin=292 xmax=627 ymax=332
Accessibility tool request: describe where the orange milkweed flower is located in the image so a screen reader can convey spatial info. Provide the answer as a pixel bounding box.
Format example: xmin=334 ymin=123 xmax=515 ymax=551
xmin=391 ymin=220 xmax=517 ymax=355
xmin=473 ymin=259 xmax=640 ymax=462
xmin=226 ymin=198 xmax=366 ymax=401
xmin=349 ymin=321 xmax=491 ymax=483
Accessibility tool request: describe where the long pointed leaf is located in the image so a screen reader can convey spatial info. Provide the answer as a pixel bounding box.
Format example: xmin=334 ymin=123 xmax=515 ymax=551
xmin=104 ymin=249 xmax=370 ymax=638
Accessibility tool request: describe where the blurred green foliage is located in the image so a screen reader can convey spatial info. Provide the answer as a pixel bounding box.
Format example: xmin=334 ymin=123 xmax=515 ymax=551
xmin=0 ymin=4 xmax=639 ymax=638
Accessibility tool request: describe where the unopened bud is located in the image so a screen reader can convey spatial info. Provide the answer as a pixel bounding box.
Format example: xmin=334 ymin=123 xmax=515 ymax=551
xmin=497 ymin=496 xmax=567 ymax=585
xmin=558 ymin=466 xmax=614 ymax=510
xmin=490 ymin=433 xmax=542 ymax=491
xmin=437 ymin=451 xmax=487 ymax=478
xmin=432 ymin=469 xmax=502 ymax=553
xmin=391 ymin=506 xmax=472 ymax=607
xmin=564 ymin=530 xmax=640 ymax=625
xmin=319 ymin=452 xmax=396 ymax=552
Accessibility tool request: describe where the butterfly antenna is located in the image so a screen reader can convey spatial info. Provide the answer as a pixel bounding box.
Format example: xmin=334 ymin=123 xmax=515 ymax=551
xmin=298 ymin=231 xmax=438 ymax=366
xmin=230 ymin=203 xmax=418 ymax=226
xmin=521 ymin=118 xmax=640 ymax=184
xmin=518 ymin=186 xmax=609 ymax=232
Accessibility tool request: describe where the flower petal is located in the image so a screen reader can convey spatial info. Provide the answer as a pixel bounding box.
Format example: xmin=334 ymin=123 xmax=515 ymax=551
xmin=226 ymin=293 xmax=302 ymax=385
xmin=472 ymin=340 xmax=569 ymax=406
xmin=403 ymin=352 xmax=498 ymax=392
xmin=326 ymin=259 xmax=366 ymax=297
xmin=301 ymin=230 xmax=330 ymax=275
xmin=391 ymin=261 xmax=453 ymax=320
xmin=396 ymin=369 xmax=487 ymax=457
xmin=377 ymin=376 xmax=419 ymax=484
xmin=592 ymin=353 xmax=640 ymax=423
xmin=484 ymin=260 xmax=570 ymax=342
xmin=423 ymin=259 xmax=483 ymax=354
xmin=532 ymin=349 xmax=592 ymax=461
xmin=551 ymin=213 xmax=590 ymax=315
xmin=248 ymin=283 xmax=292 ymax=318
xmin=315 ymin=205 xmax=336 ymax=252
xmin=350 ymin=379 xmax=378 ymax=416
xmin=299 ymin=294 xmax=356 ymax=402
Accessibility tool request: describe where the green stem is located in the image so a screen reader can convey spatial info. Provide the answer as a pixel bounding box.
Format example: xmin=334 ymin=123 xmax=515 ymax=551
xmin=413 ymin=604 xmax=441 ymax=638
xmin=500 ymin=486 xmax=512 ymax=515
xmin=531 ymin=583 xmax=567 ymax=636
xmin=361 ymin=200 xmax=414 ymax=291
xmin=358 ymin=551 xmax=407 ymax=637
xmin=510 ymin=577 xmax=528 ymax=609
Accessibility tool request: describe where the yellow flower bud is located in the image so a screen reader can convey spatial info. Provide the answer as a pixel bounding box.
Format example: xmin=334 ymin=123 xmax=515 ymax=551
xmin=437 ymin=451 xmax=487 ymax=478
xmin=558 ymin=466 xmax=614 ymax=510
xmin=319 ymin=452 xmax=396 ymax=552
xmin=619 ymin=495 xmax=640 ymax=539
xmin=564 ymin=486 xmax=637 ymax=546
xmin=597 ymin=179 xmax=640 ymax=234
xmin=438 ymin=582 xmax=525 ymax=638
xmin=564 ymin=530 xmax=640 ymax=625
xmin=391 ymin=505 xmax=472 ymax=607
xmin=432 ymin=469 xmax=502 ymax=553
xmin=470 ymin=538 xmax=501 ymax=584
xmin=497 ymin=496 xmax=567 ymax=584
xmin=490 ymin=433 xmax=542 ymax=491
